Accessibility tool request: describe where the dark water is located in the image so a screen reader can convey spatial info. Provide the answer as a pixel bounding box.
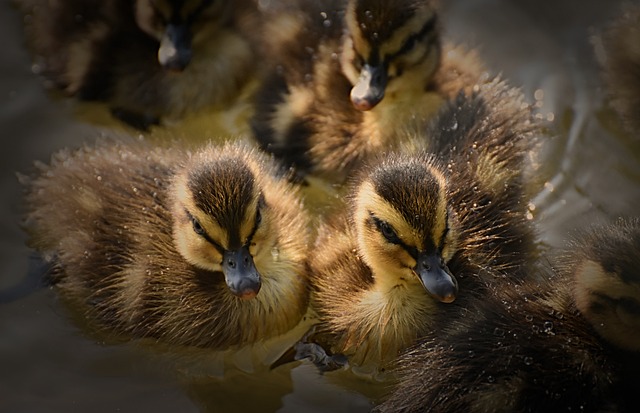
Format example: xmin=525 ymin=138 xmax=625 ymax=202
xmin=1 ymin=0 xmax=639 ymax=411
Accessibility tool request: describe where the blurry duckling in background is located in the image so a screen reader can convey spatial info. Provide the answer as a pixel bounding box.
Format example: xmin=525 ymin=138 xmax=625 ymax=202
xmin=376 ymin=218 xmax=640 ymax=413
xmin=21 ymin=139 xmax=310 ymax=350
xmin=596 ymin=3 xmax=640 ymax=137
xmin=280 ymin=78 xmax=540 ymax=375
xmin=17 ymin=0 xmax=257 ymax=129
xmin=251 ymin=0 xmax=486 ymax=183
xmin=569 ymin=217 xmax=640 ymax=352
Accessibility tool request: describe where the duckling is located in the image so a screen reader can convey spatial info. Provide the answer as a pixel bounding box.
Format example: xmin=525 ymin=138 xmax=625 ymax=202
xmin=597 ymin=3 xmax=640 ymax=136
xmin=296 ymin=78 xmax=539 ymax=374
xmin=20 ymin=138 xmax=310 ymax=349
xmin=251 ymin=0 xmax=486 ymax=183
xmin=376 ymin=218 xmax=640 ymax=413
xmin=18 ymin=0 xmax=256 ymax=129
xmin=569 ymin=217 xmax=640 ymax=352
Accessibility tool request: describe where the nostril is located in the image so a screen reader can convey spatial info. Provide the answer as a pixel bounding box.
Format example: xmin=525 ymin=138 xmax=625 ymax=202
xmin=243 ymin=256 xmax=250 ymax=264
xmin=227 ymin=259 xmax=236 ymax=269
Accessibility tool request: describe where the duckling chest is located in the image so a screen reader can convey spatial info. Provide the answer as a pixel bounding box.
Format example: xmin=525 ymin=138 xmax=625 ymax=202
xmin=342 ymin=286 xmax=437 ymax=366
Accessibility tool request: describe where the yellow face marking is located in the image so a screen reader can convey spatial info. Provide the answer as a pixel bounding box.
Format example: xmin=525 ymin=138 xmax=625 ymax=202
xmin=355 ymin=181 xmax=422 ymax=253
xmin=354 ymin=181 xmax=425 ymax=294
xmin=345 ymin=2 xmax=372 ymax=61
xmin=430 ymin=165 xmax=449 ymax=251
xmin=574 ymin=260 xmax=640 ymax=351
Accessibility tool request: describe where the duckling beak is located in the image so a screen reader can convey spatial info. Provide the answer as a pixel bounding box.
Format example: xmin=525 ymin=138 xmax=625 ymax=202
xmin=158 ymin=23 xmax=192 ymax=72
xmin=413 ymin=252 xmax=458 ymax=303
xmin=222 ymin=246 xmax=262 ymax=300
xmin=350 ymin=64 xmax=387 ymax=111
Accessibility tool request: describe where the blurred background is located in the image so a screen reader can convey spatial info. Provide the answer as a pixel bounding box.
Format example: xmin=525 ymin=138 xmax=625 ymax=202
xmin=1 ymin=0 xmax=639 ymax=411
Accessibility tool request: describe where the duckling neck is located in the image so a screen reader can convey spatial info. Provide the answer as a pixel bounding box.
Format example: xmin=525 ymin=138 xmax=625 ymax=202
xmin=344 ymin=275 xmax=438 ymax=368
xmin=360 ymin=91 xmax=443 ymax=147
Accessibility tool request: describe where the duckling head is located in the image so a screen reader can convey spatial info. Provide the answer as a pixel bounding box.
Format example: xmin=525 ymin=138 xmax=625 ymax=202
xmin=170 ymin=147 xmax=271 ymax=300
xmin=572 ymin=219 xmax=640 ymax=352
xmin=135 ymin=0 xmax=224 ymax=71
xmin=340 ymin=0 xmax=440 ymax=111
xmin=353 ymin=154 xmax=459 ymax=302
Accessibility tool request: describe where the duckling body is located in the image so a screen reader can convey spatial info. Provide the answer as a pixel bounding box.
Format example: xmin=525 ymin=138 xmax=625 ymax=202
xmin=19 ymin=0 xmax=256 ymax=129
xmin=307 ymin=78 xmax=539 ymax=372
xmin=598 ymin=3 xmax=640 ymax=136
xmin=377 ymin=218 xmax=640 ymax=412
xmin=251 ymin=0 xmax=486 ymax=183
xmin=21 ymin=139 xmax=310 ymax=349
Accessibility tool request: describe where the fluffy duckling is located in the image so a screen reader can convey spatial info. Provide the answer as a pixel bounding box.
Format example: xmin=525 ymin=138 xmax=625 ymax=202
xmin=21 ymin=138 xmax=310 ymax=349
xmin=597 ymin=3 xmax=640 ymax=136
xmin=18 ymin=0 xmax=256 ymax=129
xmin=251 ymin=0 xmax=486 ymax=183
xmin=376 ymin=218 xmax=640 ymax=413
xmin=299 ymin=78 xmax=539 ymax=374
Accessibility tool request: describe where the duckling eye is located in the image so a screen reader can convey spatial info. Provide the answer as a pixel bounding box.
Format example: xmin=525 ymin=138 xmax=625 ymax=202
xmin=374 ymin=218 xmax=401 ymax=245
xmin=191 ymin=217 xmax=206 ymax=236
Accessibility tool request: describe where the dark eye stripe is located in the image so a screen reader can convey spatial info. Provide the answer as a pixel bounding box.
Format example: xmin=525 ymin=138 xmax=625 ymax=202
xmin=368 ymin=211 xmax=419 ymax=259
xmin=388 ymin=14 xmax=438 ymax=62
xmin=185 ymin=209 xmax=224 ymax=254
xmin=246 ymin=194 xmax=265 ymax=246
xmin=438 ymin=208 xmax=450 ymax=252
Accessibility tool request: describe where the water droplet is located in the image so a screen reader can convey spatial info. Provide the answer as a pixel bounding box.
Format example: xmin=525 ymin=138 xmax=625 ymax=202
xmin=534 ymin=89 xmax=544 ymax=101
xmin=544 ymin=321 xmax=554 ymax=334
xmin=487 ymin=375 xmax=495 ymax=383
xmin=525 ymin=315 xmax=533 ymax=322
xmin=524 ymin=356 xmax=533 ymax=366
xmin=468 ymin=350 xmax=475 ymax=358
xmin=493 ymin=327 xmax=505 ymax=337
xmin=323 ymin=19 xmax=332 ymax=28
xmin=532 ymin=325 xmax=540 ymax=333
xmin=364 ymin=10 xmax=373 ymax=19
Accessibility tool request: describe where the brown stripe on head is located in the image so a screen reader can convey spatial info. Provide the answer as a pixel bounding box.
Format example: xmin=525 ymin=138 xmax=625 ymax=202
xmin=370 ymin=155 xmax=448 ymax=250
xmin=350 ymin=0 xmax=423 ymax=46
xmin=187 ymin=156 xmax=256 ymax=249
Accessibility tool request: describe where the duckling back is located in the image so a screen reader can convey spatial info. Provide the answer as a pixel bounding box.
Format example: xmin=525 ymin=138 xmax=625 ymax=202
xmin=21 ymin=138 xmax=311 ymax=350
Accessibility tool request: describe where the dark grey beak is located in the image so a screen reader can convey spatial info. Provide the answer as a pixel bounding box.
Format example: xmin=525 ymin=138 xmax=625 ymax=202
xmin=350 ymin=63 xmax=387 ymax=111
xmin=413 ymin=251 xmax=458 ymax=303
xmin=222 ymin=246 xmax=261 ymax=300
xmin=158 ymin=23 xmax=192 ymax=72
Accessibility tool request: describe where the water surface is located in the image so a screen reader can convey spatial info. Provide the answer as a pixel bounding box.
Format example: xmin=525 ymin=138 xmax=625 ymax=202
xmin=1 ymin=0 xmax=639 ymax=411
